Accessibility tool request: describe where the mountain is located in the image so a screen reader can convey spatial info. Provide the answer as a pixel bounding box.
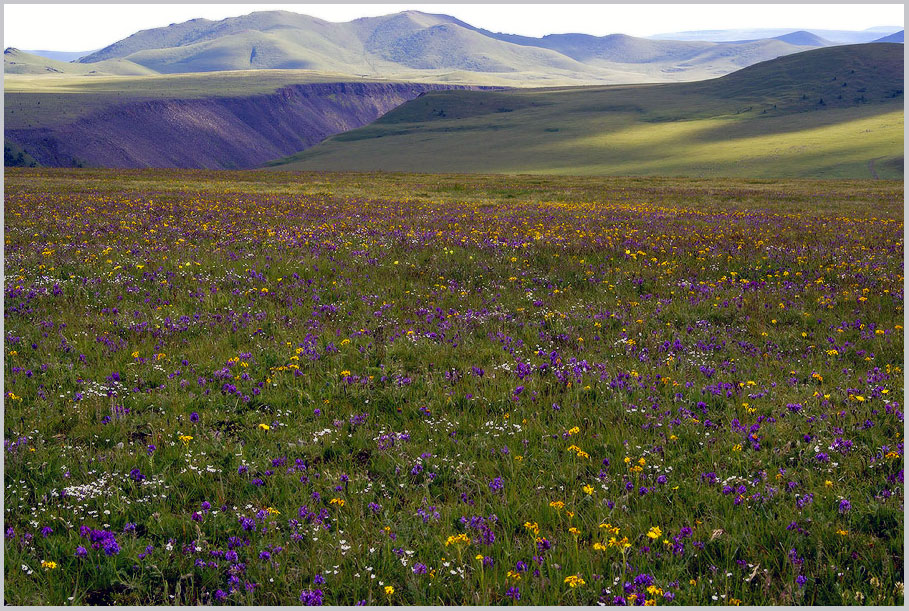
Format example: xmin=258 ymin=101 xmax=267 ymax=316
xmin=69 ymin=10 xmax=833 ymax=84
xmin=770 ymin=31 xmax=833 ymax=46
xmin=651 ymin=27 xmax=902 ymax=44
xmin=874 ymin=31 xmax=904 ymax=43
xmin=21 ymin=49 xmax=96 ymax=62
xmin=3 ymin=48 xmax=157 ymax=76
xmin=269 ymin=44 xmax=904 ymax=180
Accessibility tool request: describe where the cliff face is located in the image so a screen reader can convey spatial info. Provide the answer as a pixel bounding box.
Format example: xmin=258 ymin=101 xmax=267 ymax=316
xmin=5 ymin=82 xmax=473 ymax=169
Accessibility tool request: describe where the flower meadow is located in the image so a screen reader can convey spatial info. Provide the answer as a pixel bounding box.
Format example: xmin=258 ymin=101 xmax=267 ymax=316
xmin=3 ymin=169 xmax=904 ymax=605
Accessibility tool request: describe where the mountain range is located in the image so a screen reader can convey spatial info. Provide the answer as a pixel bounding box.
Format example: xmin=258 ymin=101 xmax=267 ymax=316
xmin=5 ymin=10 xmax=899 ymax=85
xmin=649 ymin=26 xmax=901 ymax=43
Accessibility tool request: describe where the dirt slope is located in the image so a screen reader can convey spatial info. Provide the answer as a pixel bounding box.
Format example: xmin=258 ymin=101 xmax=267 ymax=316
xmin=5 ymin=82 xmax=473 ymax=168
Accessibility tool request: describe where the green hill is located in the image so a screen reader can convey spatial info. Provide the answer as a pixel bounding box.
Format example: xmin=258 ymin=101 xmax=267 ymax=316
xmin=70 ymin=9 xmax=833 ymax=85
xmin=270 ymin=44 xmax=904 ymax=179
xmin=3 ymin=48 xmax=157 ymax=76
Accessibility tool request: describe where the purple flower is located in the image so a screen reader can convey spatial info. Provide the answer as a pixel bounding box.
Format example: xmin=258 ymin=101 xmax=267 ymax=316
xmin=190 ymin=412 xmax=200 ymax=422
xmin=489 ymin=477 xmax=504 ymax=492
xmin=41 ymin=526 xmax=53 ymax=537
xmin=839 ymin=499 xmax=851 ymax=513
xmin=299 ymin=589 xmax=324 ymax=606
xmin=103 ymin=539 xmax=121 ymax=556
xmin=313 ymin=574 xmax=325 ymax=585
xmin=413 ymin=563 xmax=428 ymax=574
xmin=75 ymin=546 xmax=88 ymax=558
xmin=505 ymin=586 xmax=520 ymax=600
xmin=796 ymin=575 xmax=807 ymax=588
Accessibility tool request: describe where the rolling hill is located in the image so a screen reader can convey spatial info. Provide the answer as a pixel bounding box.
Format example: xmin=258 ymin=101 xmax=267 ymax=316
xmin=269 ymin=44 xmax=904 ymax=179
xmin=3 ymin=48 xmax=157 ymax=76
xmin=68 ymin=9 xmax=838 ymax=85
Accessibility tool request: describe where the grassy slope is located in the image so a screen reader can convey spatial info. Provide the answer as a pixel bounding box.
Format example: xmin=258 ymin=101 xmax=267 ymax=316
xmin=271 ymin=45 xmax=904 ymax=179
xmin=3 ymin=48 xmax=157 ymax=76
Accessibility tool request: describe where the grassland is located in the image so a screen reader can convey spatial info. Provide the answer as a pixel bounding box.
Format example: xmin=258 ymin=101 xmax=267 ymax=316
xmin=271 ymin=45 xmax=903 ymax=179
xmin=4 ymin=168 xmax=903 ymax=605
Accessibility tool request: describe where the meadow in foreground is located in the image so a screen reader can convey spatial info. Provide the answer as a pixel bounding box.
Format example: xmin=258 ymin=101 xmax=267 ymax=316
xmin=3 ymin=169 xmax=904 ymax=605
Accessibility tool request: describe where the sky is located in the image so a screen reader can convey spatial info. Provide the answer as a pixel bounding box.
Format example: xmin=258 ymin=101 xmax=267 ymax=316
xmin=3 ymin=3 xmax=904 ymax=51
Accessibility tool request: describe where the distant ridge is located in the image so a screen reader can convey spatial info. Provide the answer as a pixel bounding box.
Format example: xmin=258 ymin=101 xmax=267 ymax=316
xmin=770 ymin=31 xmax=833 ymax=47
xmin=21 ymin=49 xmax=96 ymax=62
xmin=873 ymin=30 xmax=904 ymax=43
xmin=651 ymin=26 xmax=902 ymax=44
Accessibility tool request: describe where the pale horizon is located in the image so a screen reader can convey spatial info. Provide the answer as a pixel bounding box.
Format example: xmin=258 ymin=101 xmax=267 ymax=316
xmin=3 ymin=3 xmax=904 ymax=52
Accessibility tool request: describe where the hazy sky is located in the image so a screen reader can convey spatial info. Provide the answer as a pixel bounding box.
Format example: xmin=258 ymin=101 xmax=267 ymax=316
xmin=3 ymin=3 xmax=904 ymax=51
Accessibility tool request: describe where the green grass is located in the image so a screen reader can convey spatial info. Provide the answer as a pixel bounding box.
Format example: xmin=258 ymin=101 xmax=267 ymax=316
xmin=270 ymin=45 xmax=903 ymax=179
xmin=3 ymin=168 xmax=904 ymax=605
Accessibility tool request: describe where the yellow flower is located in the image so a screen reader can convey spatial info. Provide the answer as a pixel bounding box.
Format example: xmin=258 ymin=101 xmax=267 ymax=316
xmin=825 ymin=480 xmax=834 ymax=487
xmin=475 ymin=554 xmax=485 ymax=561
xmin=264 ymin=506 xmax=280 ymax=515
xmin=340 ymin=370 xmax=351 ymax=376
xmin=445 ymin=533 xmax=471 ymax=546
xmin=564 ymin=575 xmax=586 ymax=588
xmin=524 ymin=521 xmax=540 ymax=535
xmin=41 ymin=560 xmax=57 ymax=570
xmin=599 ymin=523 xmax=620 ymax=535
xmin=179 ymin=435 xmax=193 ymax=445
xmin=329 ymin=498 xmax=345 ymax=507
xmin=549 ymin=501 xmax=565 ymax=510
xmin=567 ymin=426 xmax=580 ymax=436
xmin=593 ymin=542 xmax=607 ymax=551
xmin=258 ymin=423 xmax=270 ymax=430
xmin=583 ymin=484 xmax=594 ymax=495
xmin=507 ymin=570 xmax=522 ymax=580
xmin=568 ymin=527 xmax=581 ymax=536
xmin=384 ymin=585 xmax=394 ymax=596
xmin=836 ymin=529 xmax=849 ymax=536
xmin=646 ymin=526 xmax=662 ymax=540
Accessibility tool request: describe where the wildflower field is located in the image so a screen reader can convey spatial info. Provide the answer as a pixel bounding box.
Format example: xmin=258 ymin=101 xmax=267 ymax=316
xmin=3 ymin=168 xmax=904 ymax=605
